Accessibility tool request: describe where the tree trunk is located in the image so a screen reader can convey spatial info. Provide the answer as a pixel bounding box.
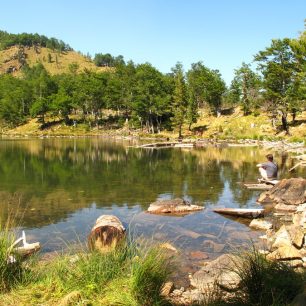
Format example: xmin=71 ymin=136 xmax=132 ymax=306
xmin=281 ymin=112 xmax=289 ymax=134
xmin=178 ymin=124 xmax=182 ymax=139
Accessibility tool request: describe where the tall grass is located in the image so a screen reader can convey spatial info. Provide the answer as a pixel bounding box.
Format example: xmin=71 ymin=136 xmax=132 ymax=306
xmin=196 ymin=248 xmax=305 ymax=306
xmin=231 ymin=249 xmax=305 ymax=306
xmin=0 ymin=220 xmax=30 ymax=292
xmin=8 ymin=241 xmax=174 ymax=305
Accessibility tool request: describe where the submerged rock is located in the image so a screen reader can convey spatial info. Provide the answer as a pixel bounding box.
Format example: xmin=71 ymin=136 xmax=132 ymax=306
xmin=88 ymin=215 xmax=126 ymax=253
xmin=147 ymin=198 xmax=203 ymax=214
xmin=190 ymin=254 xmax=240 ymax=292
xmin=249 ymin=218 xmax=273 ymax=230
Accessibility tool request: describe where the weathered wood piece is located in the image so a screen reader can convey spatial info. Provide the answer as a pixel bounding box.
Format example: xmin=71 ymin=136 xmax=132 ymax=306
xmin=88 ymin=215 xmax=126 ymax=253
xmin=257 ymin=179 xmax=279 ymax=185
xmin=10 ymin=231 xmax=40 ymax=257
xmin=213 ymin=208 xmax=264 ymax=219
xmin=244 ymin=183 xmax=274 ymax=190
xmin=138 ymin=142 xmax=194 ymax=148
xmin=147 ymin=198 xmax=203 ymax=214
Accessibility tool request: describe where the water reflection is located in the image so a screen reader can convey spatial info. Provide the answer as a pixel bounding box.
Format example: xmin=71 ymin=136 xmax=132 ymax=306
xmin=0 ymin=138 xmax=304 ymax=264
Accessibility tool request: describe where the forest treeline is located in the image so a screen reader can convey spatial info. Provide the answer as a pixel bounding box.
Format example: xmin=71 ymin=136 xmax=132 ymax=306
xmin=0 ymin=30 xmax=72 ymax=52
xmin=0 ymin=26 xmax=305 ymax=135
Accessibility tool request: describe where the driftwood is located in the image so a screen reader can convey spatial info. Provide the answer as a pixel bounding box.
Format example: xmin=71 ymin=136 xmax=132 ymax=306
xmin=257 ymin=179 xmax=279 ymax=185
xmin=9 ymin=231 xmax=40 ymax=257
xmin=88 ymin=215 xmax=126 ymax=253
xmin=213 ymin=208 xmax=264 ymax=219
xmin=138 ymin=142 xmax=194 ymax=149
xmin=244 ymin=183 xmax=274 ymax=191
xmin=289 ymin=161 xmax=306 ymax=172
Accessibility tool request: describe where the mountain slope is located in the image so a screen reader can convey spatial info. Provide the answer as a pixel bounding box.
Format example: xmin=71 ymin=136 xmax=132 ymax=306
xmin=0 ymin=45 xmax=109 ymax=76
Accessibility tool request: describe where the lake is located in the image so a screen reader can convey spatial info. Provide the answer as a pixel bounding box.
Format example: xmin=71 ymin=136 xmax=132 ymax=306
xmin=0 ymin=137 xmax=304 ymax=278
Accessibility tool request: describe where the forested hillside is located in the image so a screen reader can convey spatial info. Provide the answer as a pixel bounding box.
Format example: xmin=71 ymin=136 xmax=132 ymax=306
xmin=0 ymin=28 xmax=305 ymax=139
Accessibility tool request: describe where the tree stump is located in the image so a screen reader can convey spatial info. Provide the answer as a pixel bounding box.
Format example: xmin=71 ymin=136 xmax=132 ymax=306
xmin=88 ymin=215 xmax=126 ymax=253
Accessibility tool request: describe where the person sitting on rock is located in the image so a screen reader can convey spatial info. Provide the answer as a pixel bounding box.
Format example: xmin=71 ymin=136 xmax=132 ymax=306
xmin=256 ymin=154 xmax=278 ymax=181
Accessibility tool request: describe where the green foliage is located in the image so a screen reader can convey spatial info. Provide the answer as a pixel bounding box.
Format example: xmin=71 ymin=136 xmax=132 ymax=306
xmin=0 ymin=30 xmax=72 ymax=51
xmin=254 ymin=36 xmax=305 ymax=133
xmin=230 ymin=62 xmax=262 ymax=115
xmin=94 ymin=53 xmax=125 ymax=67
xmin=171 ymin=62 xmax=188 ymax=137
xmin=186 ymin=62 xmax=226 ymax=130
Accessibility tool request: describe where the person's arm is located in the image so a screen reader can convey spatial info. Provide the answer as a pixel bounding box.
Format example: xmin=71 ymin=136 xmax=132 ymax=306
xmin=256 ymin=163 xmax=262 ymax=168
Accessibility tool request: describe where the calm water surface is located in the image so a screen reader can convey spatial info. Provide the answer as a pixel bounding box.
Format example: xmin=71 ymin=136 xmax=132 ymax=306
xmin=0 ymin=138 xmax=304 ymax=276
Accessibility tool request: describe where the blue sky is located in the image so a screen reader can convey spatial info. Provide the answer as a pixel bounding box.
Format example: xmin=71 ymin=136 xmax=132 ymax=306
xmin=0 ymin=0 xmax=305 ymax=84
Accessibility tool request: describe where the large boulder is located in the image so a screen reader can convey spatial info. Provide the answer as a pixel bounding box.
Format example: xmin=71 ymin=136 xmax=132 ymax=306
xmin=88 ymin=215 xmax=126 ymax=253
xmin=190 ymin=254 xmax=240 ymax=292
xmin=257 ymin=178 xmax=306 ymax=206
xmin=147 ymin=198 xmax=203 ymax=214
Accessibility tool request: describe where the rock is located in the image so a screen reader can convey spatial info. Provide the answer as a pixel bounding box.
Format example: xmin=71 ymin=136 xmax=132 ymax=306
xmin=257 ymin=191 xmax=272 ymax=203
xmin=293 ymin=211 xmax=306 ymax=228
xmin=147 ymin=198 xmax=203 ymax=214
xmin=189 ymin=251 xmax=209 ymax=260
xmin=281 ymin=259 xmax=303 ymax=268
xmin=249 ymin=219 xmax=273 ymax=230
xmin=181 ymin=289 xmax=205 ymax=304
xmin=286 ymin=224 xmax=304 ymax=248
xmin=58 ymin=291 xmax=81 ymax=306
xmin=161 ymin=281 xmax=174 ymax=296
xmin=257 ymin=178 xmax=306 ymax=206
xmin=160 ymin=242 xmax=178 ymax=253
xmin=291 ymin=290 xmax=306 ymax=306
xmin=202 ymin=240 xmax=225 ymax=253
xmin=190 ymin=254 xmax=240 ymax=292
xmin=267 ymin=245 xmax=302 ymax=260
xmin=88 ymin=215 xmax=126 ymax=253
xmin=275 ymin=203 xmax=297 ymax=213
xmin=272 ymin=225 xmax=291 ymax=249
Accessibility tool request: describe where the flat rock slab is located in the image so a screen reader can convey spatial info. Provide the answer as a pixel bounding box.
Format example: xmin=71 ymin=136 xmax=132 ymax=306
xmin=147 ymin=198 xmax=203 ymax=214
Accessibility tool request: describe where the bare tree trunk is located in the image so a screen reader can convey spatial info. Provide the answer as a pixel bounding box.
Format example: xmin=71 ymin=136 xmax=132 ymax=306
xmin=281 ymin=112 xmax=289 ymax=135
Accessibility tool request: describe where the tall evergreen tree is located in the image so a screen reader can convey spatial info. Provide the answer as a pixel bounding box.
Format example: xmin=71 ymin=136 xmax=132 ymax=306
xmin=171 ymin=62 xmax=187 ymax=138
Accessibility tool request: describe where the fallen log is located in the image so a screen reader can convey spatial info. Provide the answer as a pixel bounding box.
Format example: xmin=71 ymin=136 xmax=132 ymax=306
xmin=88 ymin=215 xmax=126 ymax=253
xmin=243 ymin=183 xmax=274 ymax=190
xmin=138 ymin=142 xmax=194 ymax=148
xmin=9 ymin=231 xmax=40 ymax=257
xmin=213 ymin=208 xmax=264 ymax=219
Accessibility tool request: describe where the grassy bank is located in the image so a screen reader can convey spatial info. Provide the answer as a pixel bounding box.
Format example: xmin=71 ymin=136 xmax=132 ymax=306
xmin=0 ymin=231 xmax=305 ymax=305
xmin=0 ymin=241 xmax=173 ymax=306
xmin=2 ymin=108 xmax=306 ymax=143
